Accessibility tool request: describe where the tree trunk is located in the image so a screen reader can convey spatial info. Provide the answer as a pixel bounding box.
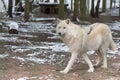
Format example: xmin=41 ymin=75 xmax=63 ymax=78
xmin=80 ymin=0 xmax=87 ymax=20
xmin=102 ymin=0 xmax=106 ymax=12
xmin=24 ymin=0 xmax=30 ymax=22
xmin=15 ymin=0 xmax=19 ymax=5
xmin=54 ymin=0 xmax=57 ymax=2
xmin=110 ymin=0 xmax=113 ymax=9
xmin=90 ymin=0 xmax=95 ymax=17
xmin=29 ymin=0 xmax=34 ymax=13
xmin=58 ymin=0 xmax=65 ymax=19
xmin=71 ymin=0 xmax=73 ymax=10
xmin=8 ymin=0 xmax=13 ymax=18
xmin=72 ymin=0 xmax=78 ymax=21
xmin=119 ymin=0 xmax=120 ymax=16
xmin=95 ymin=0 xmax=101 ymax=17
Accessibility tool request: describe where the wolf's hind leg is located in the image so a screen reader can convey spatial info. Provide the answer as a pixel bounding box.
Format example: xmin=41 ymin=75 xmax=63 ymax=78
xmin=100 ymin=47 xmax=108 ymax=69
xmin=94 ymin=50 xmax=102 ymax=67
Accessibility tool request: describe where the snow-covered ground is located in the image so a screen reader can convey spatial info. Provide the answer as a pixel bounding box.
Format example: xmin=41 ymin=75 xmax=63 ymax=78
xmin=0 ymin=21 xmax=119 ymax=65
xmin=0 ymin=20 xmax=119 ymax=80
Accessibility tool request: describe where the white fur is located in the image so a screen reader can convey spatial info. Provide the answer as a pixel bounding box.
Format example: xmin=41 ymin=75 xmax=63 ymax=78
xmin=56 ymin=19 xmax=116 ymax=74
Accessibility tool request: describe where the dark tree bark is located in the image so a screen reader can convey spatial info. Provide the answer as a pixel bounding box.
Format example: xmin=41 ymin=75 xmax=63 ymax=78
xmin=58 ymin=0 xmax=65 ymax=19
xmin=40 ymin=0 xmax=44 ymax=2
xmin=110 ymin=0 xmax=113 ymax=9
xmin=80 ymin=0 xmax=87 ymax=20
xmin=119 ymin=0 xmax=120 ymax=16
xmin=45 ymin=0 xmax=49 ymax=2
xmin=24 ymin=0 xmax=30 ymax=22
xmin=8 ymin=0 xmax=13 ymax=18
xmin=54 ymin=0 xmax=57 ymax=2
xmin=15 ymin=0 xmax=19 ymax=5
xmin=90 ymin=0 xmax=95 ymax=17
xmin=72 ymin=0 xmax=79 ymax=21
xmin=95 ymin=0 xmax=101 ymax=17
xmin=29 ymin=0 xmax=34 ymax=12
xmin=71 ymin=0 xmax=73 ymax=10
xmin=102 ymin=0 xmax=106 ymax=12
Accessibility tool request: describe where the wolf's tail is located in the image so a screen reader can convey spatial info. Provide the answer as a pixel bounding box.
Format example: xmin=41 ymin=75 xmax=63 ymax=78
xmin=109 ymin=39 xmax=116 ymax=51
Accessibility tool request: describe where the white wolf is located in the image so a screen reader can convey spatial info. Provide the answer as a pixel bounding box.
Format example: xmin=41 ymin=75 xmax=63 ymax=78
xmin=56 ymin=19 xmax=116 ymax=74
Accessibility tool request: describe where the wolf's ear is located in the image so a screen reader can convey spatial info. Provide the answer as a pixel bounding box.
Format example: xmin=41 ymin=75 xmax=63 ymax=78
xmin=57 ymin=18 xmax=61 ymax=24
xmin=66 ymin=19 xmax=71 ymax=24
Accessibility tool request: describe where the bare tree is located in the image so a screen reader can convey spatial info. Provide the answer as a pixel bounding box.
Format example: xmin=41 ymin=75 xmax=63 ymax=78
xmin=24 ymin=0 xmax=30 ymax=22
xmin=90 ymin=0 xmax=95 ymax=17
xmin=71 ymin=0 xmax=73 ymax=10
xmin=58 ymin=0 xmax=65 ymax=19
xmin=119 ymin=0 xmax=120 ymax=16
xmin=54 ymin=0 xmax=57 ymax=2
xmin=90 ymin=0 xmax=101 ymax=18
xmin=110 ymin=0 xmax=113 ymax=9
xmin=8 ymin=0 xmax=13 ymax=18
xmin=80 ymin=0 xmax=87 ymax=20
xmin=15 ymin=0 xmax=19 ymax=5
xmin=113 ymin=0 xmax=116 ymax=8
xmin=72 ymin=0 xmax=79 ymax=21
xmin=29 ymin=0 xmax=34 ymax=12
xmin=102 ymin=0 xmax=106 ymax=12
xmin=95 ymin=0 xmax=101 ymax=17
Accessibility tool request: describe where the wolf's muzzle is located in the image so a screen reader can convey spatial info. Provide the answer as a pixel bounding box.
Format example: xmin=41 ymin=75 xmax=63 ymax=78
xmin=58 ymin=32 xmax=61 ymax=36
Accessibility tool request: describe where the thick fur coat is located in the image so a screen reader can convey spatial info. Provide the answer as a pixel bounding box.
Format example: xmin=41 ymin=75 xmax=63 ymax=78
xmin=56 ymin=19 xmax=116 ymax=74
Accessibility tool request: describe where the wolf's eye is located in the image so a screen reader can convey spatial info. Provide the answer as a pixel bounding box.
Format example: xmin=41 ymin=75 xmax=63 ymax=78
xmin=63 ymin=27 xmax=66 ymax=29
xmin=58 ymin=26 xmax=61 ymax=29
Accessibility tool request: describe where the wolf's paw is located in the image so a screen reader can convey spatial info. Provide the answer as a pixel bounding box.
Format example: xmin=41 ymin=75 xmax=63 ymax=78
xmin=60 ymin=70 xmax=68 ymax=74
xmin=87 ymin=68 xmax=94 ymax=72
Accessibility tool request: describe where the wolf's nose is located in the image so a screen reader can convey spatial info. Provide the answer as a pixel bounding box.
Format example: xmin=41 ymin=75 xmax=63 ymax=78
xmin=58 ymin=32 xmax=61 ymax=36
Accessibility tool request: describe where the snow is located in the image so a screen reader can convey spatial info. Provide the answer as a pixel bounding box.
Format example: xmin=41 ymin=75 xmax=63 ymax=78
xmin=8 ymin=42 xmax=68 ymax=64
xmin=26 ymin=57 xmax=49 ymax=64
xmin=41 ymin=42 xmax=69 ymax=52
xmin=101 ymin=8 xmax=120 ymax=16
xmin=5 ymin=42 xmax=68 ymax=53
xmin=0 ymin=0 xmax=7 ymax=12
xmin=27 ymin=52 xmax=41 ymax=57
xmin=31 ymin=18 xmax=56 ymax=21
xmin=106 ymin=77 xmax=120 ymax=80
xmin=0 ymin=21 xmax=119 ymax=65
xmin=110 ymin=21 xmax=120 ymax=30
xmin=11 ymin=76 xmax=38 ymax=80
xmin=0 ymin=37 xmax=18 ymax=41
xmin=6 ymin=21 xmax=19 ymax=30
xmin=0 ymin=54 xmax=9 ymax=58
xmin=12 ymin=56 xmax=26 ymax=62
xmin=17 ymin=77 xmax=28 ymax=80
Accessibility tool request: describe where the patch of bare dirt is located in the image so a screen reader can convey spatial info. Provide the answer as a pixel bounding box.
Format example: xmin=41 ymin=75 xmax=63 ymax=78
xmin=0 ymin=54 xmax=120 ymax=80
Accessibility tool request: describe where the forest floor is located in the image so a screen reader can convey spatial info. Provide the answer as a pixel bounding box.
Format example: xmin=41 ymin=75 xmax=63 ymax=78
xmin=0 ymin=15 xmax=120 ymax=80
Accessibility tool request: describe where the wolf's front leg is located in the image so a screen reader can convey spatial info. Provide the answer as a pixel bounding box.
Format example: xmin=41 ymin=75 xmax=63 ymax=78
xmin=82 ymin=54 xmax=94 ymax=72
xmin=60 ymin=52 xmax=78 ymax=74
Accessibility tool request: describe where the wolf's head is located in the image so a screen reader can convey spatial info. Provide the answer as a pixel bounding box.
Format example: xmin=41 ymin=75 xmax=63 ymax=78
xmin=56 ymin=19 xmax=71 ymax=37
